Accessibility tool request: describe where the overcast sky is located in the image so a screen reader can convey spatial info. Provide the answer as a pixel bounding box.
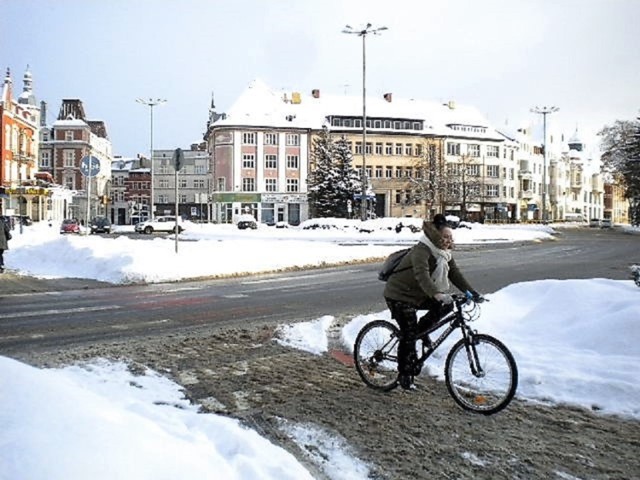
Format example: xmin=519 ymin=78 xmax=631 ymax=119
xmin=2 ymin=0 xmax=639 ymax=157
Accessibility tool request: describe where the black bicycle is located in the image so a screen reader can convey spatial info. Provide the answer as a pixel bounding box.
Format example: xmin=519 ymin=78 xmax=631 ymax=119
xmin=353 ymin=294 xmax=518 ymax=415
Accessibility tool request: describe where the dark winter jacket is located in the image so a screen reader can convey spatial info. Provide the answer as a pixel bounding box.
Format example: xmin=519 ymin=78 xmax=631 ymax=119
xmin=0 ymin=218 xmax=10 ymax=250
xmin=383 ymin=222 xmax=473 ymax=306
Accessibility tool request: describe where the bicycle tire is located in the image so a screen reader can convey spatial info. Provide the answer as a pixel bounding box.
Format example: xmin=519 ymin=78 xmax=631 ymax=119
xmin=353 ymin=320 xmax=400 ymax=391
xmin=444 ymin=334 xmax=518 ymax=415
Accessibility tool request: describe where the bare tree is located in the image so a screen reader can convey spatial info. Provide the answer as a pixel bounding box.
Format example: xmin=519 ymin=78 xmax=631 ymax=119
xmin=407 ymin=141 xmax=446 ymax=216
xmin=443 ymin=154 xmax=483 ymax=220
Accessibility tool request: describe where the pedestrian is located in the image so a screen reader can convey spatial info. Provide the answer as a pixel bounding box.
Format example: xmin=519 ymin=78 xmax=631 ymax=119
xmin=383 ymin=213 xmax=482 ymax=390
xmin=0 ymin=215 xmax=12 ymax=273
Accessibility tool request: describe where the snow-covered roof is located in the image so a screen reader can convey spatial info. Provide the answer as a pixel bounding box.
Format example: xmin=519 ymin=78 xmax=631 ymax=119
xmin=53 ymin=118 xmax=88 ymax=127
xmin=213 ymin=79 xmax=505 ymax=141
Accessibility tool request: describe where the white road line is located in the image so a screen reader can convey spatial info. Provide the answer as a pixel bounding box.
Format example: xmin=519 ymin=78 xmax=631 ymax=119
xmin=0 ymin=305 xmax=121 ymax=320
xmin=242 ymin=269 xmax=362 ymax=284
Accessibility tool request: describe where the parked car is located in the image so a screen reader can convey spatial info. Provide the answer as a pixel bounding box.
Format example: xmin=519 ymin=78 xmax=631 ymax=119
xmin=589 ymin=218 xmax=601 ymax=228
xmin=90 ymin=216 xmax=112 ymax=234
xmin=60 ymin=218 xmax=81 ymax=234
xmin=12 ymin=215 xmax=33 ymax=226
xmin=235 ymin=214 xmax=257 ymax=230
xmin=237 ymin=219 xmax=257 ymax=230
xmin=600 ymin=218 xmax=613 ymax=228
xmin=134 ymin=215 xmax=184 ymax=234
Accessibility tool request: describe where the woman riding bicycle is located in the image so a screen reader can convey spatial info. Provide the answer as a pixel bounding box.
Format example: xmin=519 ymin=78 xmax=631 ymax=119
xmin=384 ymin=213 xmax=481 ymax=390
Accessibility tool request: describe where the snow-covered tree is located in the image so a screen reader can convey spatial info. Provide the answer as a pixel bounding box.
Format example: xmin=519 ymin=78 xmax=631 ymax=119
xmin=443 ymin=154 xmax=483 ymax=220
xmin=307 ymin=128 xmax=360 ymax=218
xmin=599 ymin=116 xmax=640 ymax=225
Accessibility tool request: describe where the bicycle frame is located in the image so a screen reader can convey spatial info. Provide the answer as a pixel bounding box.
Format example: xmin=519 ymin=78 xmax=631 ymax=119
xmin=415 ymin=297 xmax=484 ymax=376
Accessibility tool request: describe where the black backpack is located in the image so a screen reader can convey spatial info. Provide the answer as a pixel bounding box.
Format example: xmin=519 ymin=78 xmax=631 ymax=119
xmin=378 ymin=247 xmax=412 ymax=281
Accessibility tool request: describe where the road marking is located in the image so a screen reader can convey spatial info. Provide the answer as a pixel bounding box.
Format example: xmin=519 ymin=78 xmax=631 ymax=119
xmin=222 ymin=294 xmax=248 ymax=298
xmin=0 ymin=305 xmax=121 ymax=319
xmin=111 ymin=319 xmax=171 ymax=330
xmin=243 ymin=270 xmax=362 ymax=284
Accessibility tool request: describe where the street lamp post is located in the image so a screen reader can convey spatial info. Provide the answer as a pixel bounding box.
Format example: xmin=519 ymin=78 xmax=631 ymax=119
xmin=136 ymin=98 xmax=167 ymax=220
xmin=342 ymin=23 xmax=387 ymax=221
xmin=530 ymin=106 xmax=559 ymax=224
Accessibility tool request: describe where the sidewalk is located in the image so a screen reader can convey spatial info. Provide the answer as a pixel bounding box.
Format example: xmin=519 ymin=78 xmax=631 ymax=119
xmin=0 ymin=271 xmax=113 ymax=295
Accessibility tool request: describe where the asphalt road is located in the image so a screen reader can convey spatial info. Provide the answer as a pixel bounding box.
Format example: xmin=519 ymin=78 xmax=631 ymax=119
xmin=0 ymin=227 xmax=637 ymax=355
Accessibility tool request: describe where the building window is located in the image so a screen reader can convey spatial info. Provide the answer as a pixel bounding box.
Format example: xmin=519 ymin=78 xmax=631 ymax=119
xmin=487 ymin=165 xmax=500 ymax=178
xmin=40 ymin=151 xmax=51 ymax=167
xmin=159 ymin=179 xmax=170 ymax=188
xmin=366 ymin=166 xmax=372 ymax=179
xmin=243 ymin=153 xmax=255 ymax=169
xmin=385 ymin=166 xmax=393 ymax=178
xmin=242 ymin=178 xmax=255 ymax=191
xmin=194 ymin=164 xmax=207 ymax=174
xmin=63 ymin=150 xmax=75 ymax=167
xmin=375 ymin=166 xmax=383 ymax=178
xmin=285 ymin=133 xmax=300 ymax=146
xmin=405 ymin=144 xmax=413 ymax=156
xmin=194 ymin=179 xmax=205 ymax=188
xmin=385 ymin=143 xmax=393 ymax=155
xmin=286 ymin=155 xmax=299 ymax=169
xmin=354 ymin=142 xmax=363 ymax=154
xmin=64 ymin=174 xmax=74 ymax=190
xmin=395 ymin=167 xmax=403 ymax=178
xmin=365 ymin=143 xmax=372 ymax=155
xmin=179 ymin=178 xmax=187 ymax=188
xmin=416 ymin=144 xmax=423 ymax=156
xmin=65 ymin=130 xmax=74 ymax=141
xmin=509 ymin=168 xmax=514 ymax=180
xmin=468 ymin=144 xmax=480 ymax=157
xmin=265 ymin=154 xmax=277 ymax=169
xmin=468 ymin=165 xmax=480 ymax=176
xmin=286 ymin=178 xmax=299 ymax=192
xmin=487 ymin=145 xmax=499 ymax=158
xmin=395 ymin=143 xmax=403 ymax=155
xmin=264 ymin=133 xmax=278 ymax=145
xmin=486 ymin=185 xmax=499 ymax=197
xmin=374 ymin=120 xmax=382 ymax=128
xmin=217 ymin=177 xmax=226 ymax=191
xmin=158 ymin=194 xmax=168 ymax=204
xmin=384 ymin=120 xmax=391 ymax=129
xmin=447 ymin=142 xmax=460 ymax=156
xmin=375 ymin=143 xmax=383 ymax=155
xmin=242 ymin=132 xmax=256 ymax=144
xmin=265 ymin=178 xmax=277 ymax=192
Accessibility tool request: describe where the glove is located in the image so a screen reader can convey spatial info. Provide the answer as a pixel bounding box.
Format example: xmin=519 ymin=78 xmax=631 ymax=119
xmin=470 ymin=290 xmax=485 ymax=303
xmin=434 ymin=293 xmax=453 ymax=305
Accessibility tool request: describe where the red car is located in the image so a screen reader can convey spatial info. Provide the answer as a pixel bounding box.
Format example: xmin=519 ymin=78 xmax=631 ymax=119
xmin=60 ymin=219 xmax=81 ymax=234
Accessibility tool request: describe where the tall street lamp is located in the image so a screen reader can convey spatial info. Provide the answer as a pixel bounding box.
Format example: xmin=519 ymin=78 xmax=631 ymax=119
xmin=136 ymin=98 xmax=167 ymax=220
xmin=530 ymin=105 xmax=559 ymax=224
xmin=342 ymin=23 xmax=387 ymax=221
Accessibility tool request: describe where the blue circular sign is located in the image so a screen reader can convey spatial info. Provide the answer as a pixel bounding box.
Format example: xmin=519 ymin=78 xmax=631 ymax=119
xmin=80 ymin=156 xmax=101 ymax=177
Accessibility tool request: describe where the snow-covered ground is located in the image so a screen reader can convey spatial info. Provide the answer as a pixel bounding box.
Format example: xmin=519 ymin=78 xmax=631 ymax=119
xmin=1 ymin=219 xmax=639 ymax=480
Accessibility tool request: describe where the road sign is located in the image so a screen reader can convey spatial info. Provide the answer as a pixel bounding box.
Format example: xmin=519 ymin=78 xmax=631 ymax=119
xmin=80 ymin=156 xmax=101 ymax=177
xmin=172 ymin=148 xmax=184 ymax=171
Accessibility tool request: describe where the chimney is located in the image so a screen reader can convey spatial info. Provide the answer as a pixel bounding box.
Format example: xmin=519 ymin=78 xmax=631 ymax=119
xmin=312 ymin=89 xmax=320 ymax=99
xmin=383 ymin=92 xmax=392 ymax=103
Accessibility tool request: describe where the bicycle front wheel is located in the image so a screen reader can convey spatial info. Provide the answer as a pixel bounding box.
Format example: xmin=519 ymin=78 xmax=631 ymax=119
xmin=445 ymin=334 xmax=518 ymax=415
xmin=353 ymin=320 xmax=400 ymax=391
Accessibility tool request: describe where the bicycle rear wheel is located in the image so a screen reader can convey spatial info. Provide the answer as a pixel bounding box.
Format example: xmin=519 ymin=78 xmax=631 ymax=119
xmin=353 ymin=320 xmax=400 ymax=391
xmin=445 ymin=334 xmax=518 ymax=415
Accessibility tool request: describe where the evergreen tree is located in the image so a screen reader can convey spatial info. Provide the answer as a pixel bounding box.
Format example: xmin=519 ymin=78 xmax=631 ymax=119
xmin=333 ymin=135 xmax=361 ymax=217
xmin=599 ymin=116 xmax=640 ymax=225
xmin=307 ymin=128 xmax=360 ymax=218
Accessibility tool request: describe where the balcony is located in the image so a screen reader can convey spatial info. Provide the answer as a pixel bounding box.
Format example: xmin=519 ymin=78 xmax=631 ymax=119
xmin=519 ymin=190 xmax=534 ymax=200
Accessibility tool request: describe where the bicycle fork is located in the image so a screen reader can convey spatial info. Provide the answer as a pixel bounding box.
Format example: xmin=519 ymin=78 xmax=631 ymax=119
xmin=462 ymin=330 xmax=485 ymax=378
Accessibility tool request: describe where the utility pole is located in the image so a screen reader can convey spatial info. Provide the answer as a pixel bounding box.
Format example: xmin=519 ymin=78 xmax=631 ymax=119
xmin=342 ymin=23 xmax=387 ymax=221
xmin=531 ymin=106 xmax=559 ymax=224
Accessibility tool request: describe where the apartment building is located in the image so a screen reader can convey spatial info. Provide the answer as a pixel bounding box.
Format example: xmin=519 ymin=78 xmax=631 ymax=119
xmin=39 ymin=99 xmax=113 ymax=223
xmin=205 ymin=79 xmax=526 ymax=224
